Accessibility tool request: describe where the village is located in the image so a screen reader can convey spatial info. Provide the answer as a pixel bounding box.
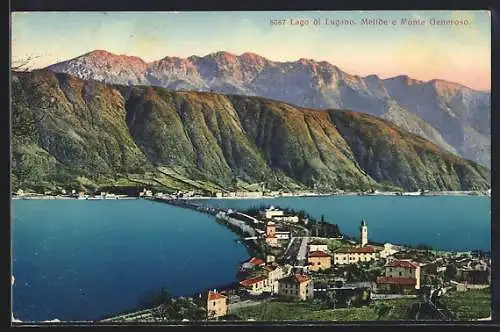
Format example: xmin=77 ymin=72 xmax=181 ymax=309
xmin=11 ymin=185 xmax=491 ymax=201
xmin=102 ymin=201 xmax=491 ymax=322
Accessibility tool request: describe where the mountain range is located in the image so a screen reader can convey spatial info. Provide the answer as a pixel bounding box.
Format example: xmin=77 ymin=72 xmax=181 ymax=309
xmin=11 ymin=70 xmax=490 ymax=193
xmin=46 ymin=50 xmax=491 ymax=168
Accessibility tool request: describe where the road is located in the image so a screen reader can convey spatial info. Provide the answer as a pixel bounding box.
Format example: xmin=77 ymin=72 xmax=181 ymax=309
xmin=228 ymin=298 xmax=273 ymax=311
xmin=296 ymin=236 xmax=310 ymax=266
xmin=371 ymin=294 xmax=417 ymax=300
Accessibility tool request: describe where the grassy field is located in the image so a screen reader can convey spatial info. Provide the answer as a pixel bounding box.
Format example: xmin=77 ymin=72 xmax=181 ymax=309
xmin=442 ymin=287 xmax=491 ymax=320
xmin=230 ymin=298 xmax=417 ymax=321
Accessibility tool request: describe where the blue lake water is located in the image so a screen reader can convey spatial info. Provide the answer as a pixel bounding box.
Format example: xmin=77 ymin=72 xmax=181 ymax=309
xmin=11 ymin=199 xmax=250 ymax=322
xmin=196 ymin=196 xmax=491 ymax=252
xmin=11 ymin=196 xmax=490 ymax=321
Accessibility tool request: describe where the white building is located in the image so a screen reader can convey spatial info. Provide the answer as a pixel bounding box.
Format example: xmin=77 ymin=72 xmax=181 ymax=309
xmin=273 ymin=215 xmax=299 ymax=223
xmin=260 ymin=206 xmax=284 ymax=219
xmin=333 ymin=246 xmax=379 ymax=265
xmin=275 ymin=232 xmax=290 ymax=240
xmin=308 ymin=243 xmax=329 ymax=253
xmin=379 ymin=243 xmax=399 ymax=258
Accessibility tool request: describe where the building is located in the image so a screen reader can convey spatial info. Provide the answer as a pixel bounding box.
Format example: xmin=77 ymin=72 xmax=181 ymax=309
xmin=333 ymin=246 xmax=379 ymax=265
xmin=260 ymin=206 xmax=284 ymax=219
xmin=262 ymin=264 xmax=291 ymax=293
xmin=278 ymin=274 xmax=314 ymax=301
xmin=275 ymin=231 xmax=290 ymax=240
xmin=265 ymin=221 xmax=278 ymax=247
xmin=240 ymin=257 xmax=266 ymax=271
xmin=308 ymin=242 xmax=329 ymax=253
xmin=376 ymin=259 xmax=421 ymax=293
xmin=458 ymin=267 xmax=491 ymax=285
xmin=266 ymin=255 xmax=276 ymax=264
xmin=273 ymin=215 xmax=300 ymax=223
xmin=360 ymin=220 xmax=368 ymax=247
xmin=239 ymin=275 xmax=269 ymax=295
xmin=379 ymin=243 xmax=398 ymax=259
xmin=266 ymin=222 xmax=276 ymax=237
xmin=205 ymin=290 xmax=228 ymax=319
xmin=308 ymin=251 xmax=332 ymax=271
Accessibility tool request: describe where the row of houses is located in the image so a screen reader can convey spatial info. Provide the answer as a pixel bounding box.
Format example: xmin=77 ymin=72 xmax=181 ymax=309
xmin=304 ymin=244 xmax=387 ymax=270
xmin=237 ymin=257 xmax=315 ymax=301
xmin=215 ymin=191 xmax=264 ymax=198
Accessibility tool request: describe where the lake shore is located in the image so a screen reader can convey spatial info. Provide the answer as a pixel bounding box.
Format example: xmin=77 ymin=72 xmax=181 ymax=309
xmin=11 ymin=195 xmax=139 ymax=200
xmin=178 ymin=190 xmax=490 ymax=200
xmin=11 ymin=189 xmax=489 ymax=201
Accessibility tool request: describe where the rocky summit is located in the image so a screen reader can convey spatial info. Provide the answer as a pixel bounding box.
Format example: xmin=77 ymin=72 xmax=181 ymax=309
xmin=11 ymin=70 xmax=490 ymax=193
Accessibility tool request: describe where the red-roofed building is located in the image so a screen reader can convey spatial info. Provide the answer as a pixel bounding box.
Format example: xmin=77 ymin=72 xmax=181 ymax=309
xmin=205 ymin=290 xmax=228 ymax=319
xmin=248 ymin=257 xmax=266 ymax=267
xmin=333 ymin=246 xmax=379 ymax=265
xmin=308 ymin=251 xmax=332 ymax=271
xmin=377 ymin=259 xmax=422 ymax=293
xmin=278 ymin=274 xmax=314 ymax=301
xmin=240 ymin=257 xmax=266 ymax=271
xmin=387 ymin=260 xmax=420 ymax=269
xmin=239 ymin=275 xmax=269 ymax=295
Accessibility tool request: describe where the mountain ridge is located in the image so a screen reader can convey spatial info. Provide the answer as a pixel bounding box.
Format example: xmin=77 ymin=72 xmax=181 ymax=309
xmin=45 ymin=50 xmax=491 ymax=168
xmin=49 ymin=50 xmax=488 ymax=92
xmin=11 ymin=70 xmax=490 ymax=194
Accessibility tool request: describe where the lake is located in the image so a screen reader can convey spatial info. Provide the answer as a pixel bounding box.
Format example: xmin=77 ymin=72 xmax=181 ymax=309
xmin=195 ymin=195 xmax=491 ymax=251
xmin=11 ymin=196 xmax=490 ymax=321
xmin=11 ymin=199 xmax=249 ymax=322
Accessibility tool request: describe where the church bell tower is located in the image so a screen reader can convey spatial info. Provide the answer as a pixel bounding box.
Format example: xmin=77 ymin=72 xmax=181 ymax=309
xmin=360 ymin=220 xmax=368 ymax=247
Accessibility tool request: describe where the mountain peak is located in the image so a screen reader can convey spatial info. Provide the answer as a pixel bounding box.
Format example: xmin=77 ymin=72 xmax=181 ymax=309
xmin=85 ymin=50 xmax=146 ymax=61
xmin=298 ymin=58 xmax=316 ymax=64
xmin=239 ymin=52 xmax=268 ymax=62
xmin=428 ymin=78 xmax=467 ymax=94
xmin=206 ymin=51 xmax=238 ymax=61
xmin=85 ymin=49 xmax=112 ymax=56
xmin=386 ymin=75 xmax=424 ymax=86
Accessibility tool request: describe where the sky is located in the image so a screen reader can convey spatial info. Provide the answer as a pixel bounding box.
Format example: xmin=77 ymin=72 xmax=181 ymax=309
xmin=11 ymin=11 xmax=491 ymax=91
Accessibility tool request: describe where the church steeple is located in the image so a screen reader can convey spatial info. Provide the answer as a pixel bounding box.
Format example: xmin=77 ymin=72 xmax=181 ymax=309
xmin=360 ymin=220 xmax=368 ymax=247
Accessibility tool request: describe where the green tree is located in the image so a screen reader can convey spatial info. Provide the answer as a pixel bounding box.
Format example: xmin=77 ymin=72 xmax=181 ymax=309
xmin=374 ymin=302 xmax=391 ymax=320
xmin=444 ymin=264 xmax=458 ymax=281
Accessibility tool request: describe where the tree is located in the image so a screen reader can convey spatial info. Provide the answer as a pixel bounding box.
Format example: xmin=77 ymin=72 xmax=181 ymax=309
xmin=374 ymin=302 xmax=391 ymax=320
xmin=327 ymin=290 xmax=338 ymax=309
xmin=444 ymin=264 xmax=458 ymax=281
